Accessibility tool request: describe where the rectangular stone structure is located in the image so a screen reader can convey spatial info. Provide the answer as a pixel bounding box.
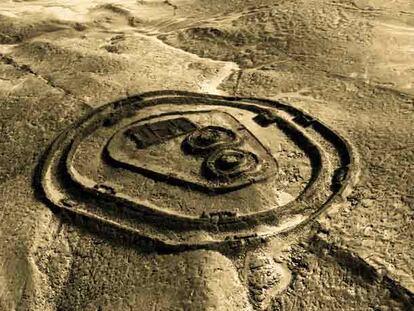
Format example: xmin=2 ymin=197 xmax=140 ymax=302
xmin=126 ymin=117 xmax=197 ymax=149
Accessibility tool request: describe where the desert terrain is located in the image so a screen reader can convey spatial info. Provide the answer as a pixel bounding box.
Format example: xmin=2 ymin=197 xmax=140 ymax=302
xmin=0 ymin=0 xmax=413 ymax=310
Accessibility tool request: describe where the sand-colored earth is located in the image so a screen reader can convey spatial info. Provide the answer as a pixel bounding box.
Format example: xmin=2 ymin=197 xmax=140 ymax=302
xmin=0 ymin=0 xmax=413 ymax=310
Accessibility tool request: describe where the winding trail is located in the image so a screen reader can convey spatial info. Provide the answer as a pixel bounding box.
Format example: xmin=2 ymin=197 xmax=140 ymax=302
xmin=148 ymin=35 xmax=240 ymax=95
xmin=199 ymin=62 xmax=239 ymax=95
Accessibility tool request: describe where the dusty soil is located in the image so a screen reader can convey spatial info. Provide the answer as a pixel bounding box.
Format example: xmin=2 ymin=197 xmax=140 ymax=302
xmin=0 ymin=0 xmax=413 ymax=310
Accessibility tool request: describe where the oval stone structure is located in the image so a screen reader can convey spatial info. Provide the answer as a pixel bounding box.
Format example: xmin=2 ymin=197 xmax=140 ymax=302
xmin=39 ymin=91 xmax=357 ymax=248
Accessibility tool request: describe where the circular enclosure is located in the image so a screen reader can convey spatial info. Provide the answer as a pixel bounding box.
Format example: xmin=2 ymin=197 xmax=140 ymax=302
xmin=203 ymin=148 xmax=260 ymax=180
xmin=183 ymin=126 xmax=241 ymax=155
xmin=39 ymin=91 xmax=357 ymax=248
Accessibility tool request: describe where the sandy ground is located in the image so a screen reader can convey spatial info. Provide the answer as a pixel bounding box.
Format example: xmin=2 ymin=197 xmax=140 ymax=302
xmin=0 ymin=0 xmax=413 ymax=310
